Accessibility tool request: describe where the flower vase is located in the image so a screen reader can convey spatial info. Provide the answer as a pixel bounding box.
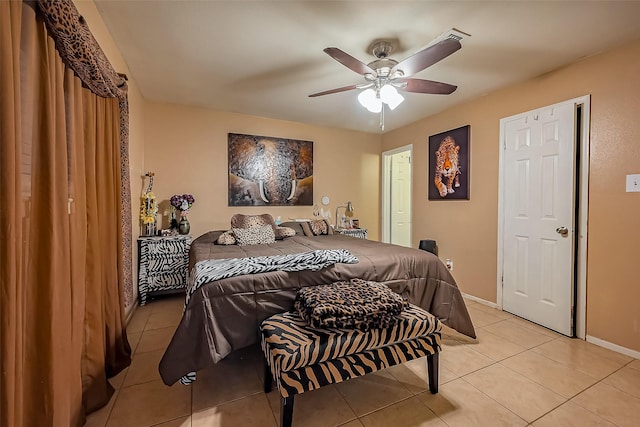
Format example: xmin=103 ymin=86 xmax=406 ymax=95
xmin=178 ymin=217 xmax=190 ymax=235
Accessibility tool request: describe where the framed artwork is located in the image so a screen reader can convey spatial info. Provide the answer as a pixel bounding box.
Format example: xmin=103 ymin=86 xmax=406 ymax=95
xmin=228 ymin=133 xmax=313 ymax=206
xmin=428 ymin=125 xmax=470 ymax=200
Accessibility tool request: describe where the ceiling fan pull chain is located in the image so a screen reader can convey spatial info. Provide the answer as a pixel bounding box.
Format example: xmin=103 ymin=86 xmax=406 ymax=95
xmin=380 ymin=105 xmax=385 ymax=131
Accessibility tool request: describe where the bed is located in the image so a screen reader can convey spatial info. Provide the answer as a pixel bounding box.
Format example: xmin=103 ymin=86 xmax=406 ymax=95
xmin=159 ymin=227 xmax=476 ymax=386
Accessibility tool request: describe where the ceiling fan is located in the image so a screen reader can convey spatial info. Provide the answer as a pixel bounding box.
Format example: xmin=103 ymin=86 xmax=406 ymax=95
xmin=309 ymin=34 xmax=463 ymax=128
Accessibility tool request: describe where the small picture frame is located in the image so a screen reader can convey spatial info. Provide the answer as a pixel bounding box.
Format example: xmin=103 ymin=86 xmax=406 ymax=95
xmin=428 ymin=125 xmax=470 ymax=200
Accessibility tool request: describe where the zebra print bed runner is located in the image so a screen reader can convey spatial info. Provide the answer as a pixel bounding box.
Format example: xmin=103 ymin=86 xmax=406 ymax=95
xmin=186 ymin=249 xmax=359 ymax=307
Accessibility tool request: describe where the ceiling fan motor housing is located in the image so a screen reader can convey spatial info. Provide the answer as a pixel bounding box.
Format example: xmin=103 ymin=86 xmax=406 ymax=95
xmin=371 ymin=41 xmax=394 ymax=58
xmin=367 ymin=58 xmax=398 ymax=78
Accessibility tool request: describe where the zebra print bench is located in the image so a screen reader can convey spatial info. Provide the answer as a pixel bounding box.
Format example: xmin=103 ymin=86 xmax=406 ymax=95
xmin=260 ymin=304 xmax=442 ymax=427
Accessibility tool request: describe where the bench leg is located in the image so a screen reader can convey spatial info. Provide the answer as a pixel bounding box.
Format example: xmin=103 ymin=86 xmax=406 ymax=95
xmin=427 ymin=352 xmax=439 ymax=394
xmin=280 ymin=395 xmax=294 ymax=427
xmin=264 ymin=359 xmax=273 ymax=393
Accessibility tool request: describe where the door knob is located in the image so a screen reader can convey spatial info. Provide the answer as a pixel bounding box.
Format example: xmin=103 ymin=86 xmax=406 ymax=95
xmin=556 ymin=226 xmax=569 ymax=237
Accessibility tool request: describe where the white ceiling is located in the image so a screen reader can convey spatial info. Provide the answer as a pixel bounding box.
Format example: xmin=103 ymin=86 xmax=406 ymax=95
xmin=94 ymin=1 xmax=640 ymax=134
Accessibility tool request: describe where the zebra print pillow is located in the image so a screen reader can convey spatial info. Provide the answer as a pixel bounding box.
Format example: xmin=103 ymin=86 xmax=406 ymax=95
xmin=232 ymin=224 xmax=275 ymax=246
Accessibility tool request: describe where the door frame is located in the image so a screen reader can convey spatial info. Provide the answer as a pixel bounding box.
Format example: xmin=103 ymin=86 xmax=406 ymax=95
xmin=381 ymin=144 xmax=413 ymax=245
xmin=496 ymin=95 xmax=590 ymax=339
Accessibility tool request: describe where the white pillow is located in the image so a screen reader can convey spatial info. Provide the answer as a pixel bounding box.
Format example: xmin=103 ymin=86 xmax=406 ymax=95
xmin=232 ymin=224 xmax=275 ymax=246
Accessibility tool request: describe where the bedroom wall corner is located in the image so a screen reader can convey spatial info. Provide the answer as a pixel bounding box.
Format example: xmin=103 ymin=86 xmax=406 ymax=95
xmin=73 ymin=0 xmax=146 ymax=316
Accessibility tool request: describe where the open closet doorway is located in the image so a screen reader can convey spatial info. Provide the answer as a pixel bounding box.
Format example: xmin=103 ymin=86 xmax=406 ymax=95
xmin=382 ymin=145 xmax=413 ymax=247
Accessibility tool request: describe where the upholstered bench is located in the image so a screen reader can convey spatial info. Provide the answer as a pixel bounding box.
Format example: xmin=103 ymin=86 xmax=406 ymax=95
xmin=260 ymin=304 xmax=442 ymax=427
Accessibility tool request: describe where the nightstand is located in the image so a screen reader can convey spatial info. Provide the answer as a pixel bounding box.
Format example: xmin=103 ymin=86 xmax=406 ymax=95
xmin=137 ymin=235 xmax=191 ymax=305
xmin=334 ymin=228 xmax=368 ymax=239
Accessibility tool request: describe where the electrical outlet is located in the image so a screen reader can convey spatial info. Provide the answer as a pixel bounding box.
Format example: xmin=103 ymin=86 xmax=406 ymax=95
xmin=626 ymin=174 xmax=640 ymax=192
xmin=445 ymin=259 xmax=454 ymax=271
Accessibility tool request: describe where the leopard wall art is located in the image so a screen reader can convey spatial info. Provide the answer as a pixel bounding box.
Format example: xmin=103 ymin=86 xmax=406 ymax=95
xmin=434 ymin=136 xmax=461 ymax=197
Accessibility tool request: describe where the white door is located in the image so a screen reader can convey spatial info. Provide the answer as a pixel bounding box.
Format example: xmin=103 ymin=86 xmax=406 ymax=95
xmin=390 ymin=151 xmax=412 ymax=246
xmin=382 ymin=146 xmax=412 ymax=247
xmin=502 ymin=102 xmax=577 ymax=336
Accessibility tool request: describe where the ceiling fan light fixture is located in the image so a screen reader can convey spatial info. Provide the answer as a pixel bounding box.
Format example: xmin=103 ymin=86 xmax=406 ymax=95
xmin=387 ymin=92 xmax=404 ymax=110
xmin=358 ymin=88 xmax=382 ymax=113
xmin=367 ymin=97 xmax=382 ymax=113
xmin=380 ymin=84 xmax=404 ymax=110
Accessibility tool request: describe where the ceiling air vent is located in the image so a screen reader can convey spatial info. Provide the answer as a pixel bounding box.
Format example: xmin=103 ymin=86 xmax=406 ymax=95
xmin=441 ymin=28 xmax=471 ymax=43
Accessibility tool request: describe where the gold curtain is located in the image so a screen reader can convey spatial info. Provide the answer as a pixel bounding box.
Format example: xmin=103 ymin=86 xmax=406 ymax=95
xmin=0 ymin=2 xmax=131 ymax=426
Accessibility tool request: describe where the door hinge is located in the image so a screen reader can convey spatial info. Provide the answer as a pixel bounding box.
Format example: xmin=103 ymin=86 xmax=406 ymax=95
xmin=501 ymin=276 xmax=504 ymax=288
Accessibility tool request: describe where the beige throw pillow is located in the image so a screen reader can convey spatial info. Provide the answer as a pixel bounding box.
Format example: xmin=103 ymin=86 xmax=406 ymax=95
xmin=300 ymin=219 xmax=333 ymax=236
xmin=216 ymin=230 xmax=236 ymax=245
xmin=274 ymin=226 xmax=296 ymax=239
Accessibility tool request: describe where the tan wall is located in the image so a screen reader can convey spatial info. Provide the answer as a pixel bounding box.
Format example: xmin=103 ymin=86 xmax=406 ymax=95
xmin=143 ymin=102 xmax=381 ymax=241
xmin=73 ymin=0 xmax=146 ymax=312
xmin=382 ymin=39 xmax=640 ymax=352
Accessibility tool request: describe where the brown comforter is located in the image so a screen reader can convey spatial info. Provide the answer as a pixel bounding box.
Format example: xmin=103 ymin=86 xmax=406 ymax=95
xmin=159 ymin=231 xmax=475 ymax=385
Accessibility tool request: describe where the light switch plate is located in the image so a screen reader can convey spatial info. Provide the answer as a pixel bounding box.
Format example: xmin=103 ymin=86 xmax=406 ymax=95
xmin=626 ymin=174 xmax=640 ymax=192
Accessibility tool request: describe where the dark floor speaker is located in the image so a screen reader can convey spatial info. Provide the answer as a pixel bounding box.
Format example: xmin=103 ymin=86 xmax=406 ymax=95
xmin=418 ymin=239 xmax=438 ymax=256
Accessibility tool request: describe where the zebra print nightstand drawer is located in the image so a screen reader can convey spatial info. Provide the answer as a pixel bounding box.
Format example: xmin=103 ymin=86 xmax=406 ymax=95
xmin=138 ymin=235 xmax=191 ymax=305
xmin=145 ymin=241 xmax=188 ymax=256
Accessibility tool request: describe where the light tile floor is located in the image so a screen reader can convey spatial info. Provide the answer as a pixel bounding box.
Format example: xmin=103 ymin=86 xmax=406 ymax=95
xmin=86 ymin=296 xmax=640 ymax=427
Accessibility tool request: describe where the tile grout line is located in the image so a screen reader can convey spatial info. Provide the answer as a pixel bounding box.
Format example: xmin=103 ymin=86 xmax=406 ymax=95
xmin=591 ymin=359 xmax=640 ymax=400
xmin=411 ymin=390 xmax=454 ymax=427
xmin=562 ymin=378 xmax=628 ymax=426
xmin=332 ymin=375 xmax=416 ymax=421
xmin=457 ymin=376 xmax=530 ymax=425
xmin=525 ymin=339 xmax=631 ymax=382
xmin=101 ymin=388 xmax=120 ymax=427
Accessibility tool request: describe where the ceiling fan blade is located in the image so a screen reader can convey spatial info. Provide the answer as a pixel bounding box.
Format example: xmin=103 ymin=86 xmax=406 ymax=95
xmin=308 ymin=84 xmax=359 ymax=97
xmin=391 ymin=38 xmax=461 ymax=77
xmin=324 ymin=47 xmax=376 ymax=76
xmin=398 ymin=78 xmax=457 ymax=95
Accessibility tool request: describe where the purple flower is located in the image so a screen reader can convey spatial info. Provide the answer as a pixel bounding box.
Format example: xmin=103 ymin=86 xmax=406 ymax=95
xmin=170 ymin=194 xmax=195 ymax=210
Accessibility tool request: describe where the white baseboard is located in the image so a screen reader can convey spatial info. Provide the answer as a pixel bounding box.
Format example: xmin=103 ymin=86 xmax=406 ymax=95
xmin=462 ymin=294 xmax=638 ymax=361
xmin=586 ymin=335 xmax=640 ymax=360
xmin=462 ymin=293 xmax=499 ymax=309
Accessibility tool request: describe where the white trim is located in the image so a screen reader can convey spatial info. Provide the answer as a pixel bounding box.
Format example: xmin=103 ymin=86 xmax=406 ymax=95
xmin=497 ymin=95 xmax=590 ymax=339
xmin=575 ymin=96 xmax=591 ymax=340
xmin=381 ymin=144 xmax=413 ymax=245
xmin=496 ymin=115 xmax=506 ymax=310
xmin=586 ymin=335 xmax=640 ymax=360
xmin=462 ymin=293 xmax=499 ymax=309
